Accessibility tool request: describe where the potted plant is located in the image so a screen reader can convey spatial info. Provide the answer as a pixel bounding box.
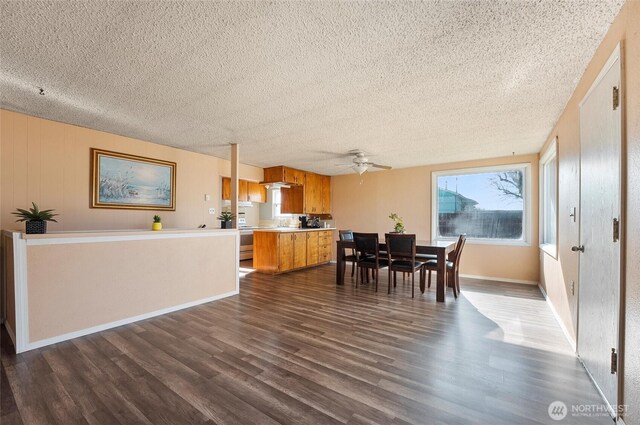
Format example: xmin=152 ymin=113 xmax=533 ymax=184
xmin=217 ymin=211 xmax=235 ymax=229
xmin=13 ymin=202 xmax=59 ymax=234
xmin=389 ymin=212 xmax=405 ymax=233
xmin=152 ymin=215 xmax=162 ymax=231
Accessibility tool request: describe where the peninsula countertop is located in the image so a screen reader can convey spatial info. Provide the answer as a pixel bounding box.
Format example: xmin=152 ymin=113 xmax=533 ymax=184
xmin=252 ymin=227 xmax=335 ymax=233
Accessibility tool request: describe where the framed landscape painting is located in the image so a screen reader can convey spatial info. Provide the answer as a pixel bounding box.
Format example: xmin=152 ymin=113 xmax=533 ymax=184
xmin=91 ymin=148 xmax=176 ymax=210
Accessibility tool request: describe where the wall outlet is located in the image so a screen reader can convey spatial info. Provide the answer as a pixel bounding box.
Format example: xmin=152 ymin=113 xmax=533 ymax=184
xmin=208 ymin=208 xmax=216 ymax=215
xmin=204 ymin=194 xmax=211 ymax=201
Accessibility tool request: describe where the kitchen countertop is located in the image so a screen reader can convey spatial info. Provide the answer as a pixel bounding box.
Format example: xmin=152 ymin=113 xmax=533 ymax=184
xmin=252 ymin=227 xmax=335 ymax=233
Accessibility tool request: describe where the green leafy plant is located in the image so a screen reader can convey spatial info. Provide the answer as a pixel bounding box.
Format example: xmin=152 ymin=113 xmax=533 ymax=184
xmin=389 ymin=212 xmax=405 ymax=233
xmin=217 ymin=211 xmax=235 ymax=222
xmin=13 ymin=202 xmax=58 ymax=223
xmin=153 ymin=215 xmax=162 ymax=223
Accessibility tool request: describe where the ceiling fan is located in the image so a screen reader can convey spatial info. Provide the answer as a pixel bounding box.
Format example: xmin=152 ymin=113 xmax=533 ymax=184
xmin=338 ymin=150 xmax=392 ymax=175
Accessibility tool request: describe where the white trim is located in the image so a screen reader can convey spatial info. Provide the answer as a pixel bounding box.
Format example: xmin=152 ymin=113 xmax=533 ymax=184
xmin=538 ymin=284 xmax=577 ymax=352
xmin=12 ymin=232 xmax=29 ymax=353
xmin=579 ymin=44 xmax=620 ymax=108
xmin=539 ymin=138 xmax=559 ymax=258
xmin=24 ymin=230 xmax=238 ymax=246
xmin=431 ymin=163 xmax=532 ymax=245
xmin=460 ymin=273 xmax=539 ymax=285
xmin=4 ymin=321 xmax=16 ymax=349
xmin=578 ymin=355 xmax=617 ymax=420
xmin=21 ymin=290 xmax=239 ymax=353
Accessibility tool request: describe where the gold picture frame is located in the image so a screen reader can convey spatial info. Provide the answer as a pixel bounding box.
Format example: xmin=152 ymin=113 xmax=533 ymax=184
xmin=91 ymin=148 xmax=176 ymax=211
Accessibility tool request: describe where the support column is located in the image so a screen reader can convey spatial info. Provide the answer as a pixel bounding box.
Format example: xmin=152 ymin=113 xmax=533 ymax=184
xmin=230 ymin=143 xmax=239 ymax=229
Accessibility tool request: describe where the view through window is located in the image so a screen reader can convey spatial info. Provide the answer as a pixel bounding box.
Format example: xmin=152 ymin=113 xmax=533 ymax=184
xmin=434 ymin=165 xmax=527 ymax=241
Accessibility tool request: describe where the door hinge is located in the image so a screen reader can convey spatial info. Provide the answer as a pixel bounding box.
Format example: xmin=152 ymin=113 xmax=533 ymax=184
xmin=611 ymin=348 xmax=618 ymax=374
xmin=613 ymin=86 xmax=620 ymax=110
xmin=613 ymin=217 xmax=620 ymax=242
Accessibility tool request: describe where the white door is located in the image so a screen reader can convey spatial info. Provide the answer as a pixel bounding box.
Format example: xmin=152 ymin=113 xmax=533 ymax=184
xmin=577 ymin=45 xmax=622 ymax=413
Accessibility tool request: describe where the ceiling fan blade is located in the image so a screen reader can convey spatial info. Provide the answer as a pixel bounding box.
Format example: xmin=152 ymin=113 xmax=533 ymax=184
xmin=370 ymin=163 xmax=392 ymax=170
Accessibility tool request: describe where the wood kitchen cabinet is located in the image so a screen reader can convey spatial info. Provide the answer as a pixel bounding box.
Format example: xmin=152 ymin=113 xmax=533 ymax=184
xmin=321 ymin=175 xmax=331 ymax=214
xmin=263 ymin=166 xmax=305 ymax=186
xmin=264 ymin=166 xmax=332 ymax=214
xmin=304 ymin=172 xmax=323 ymax=214
xmin=292 ymin=233 xmax=307 ymax=268
xmin=278 ymin=233 xmax=294 ymax=272
xmin=239 ymin=180 xmax=248 ymax=201
xmin=281 ymin=186 xmax=304 ymax=214
xmin=221 ymin=177 xmax=266 ymax=203
xmin=247 ymin=181 xmax=267 ymax=203
xmin=306 ymin=231 xmax=319 ymax=265
xmin=253 ymin=229 xmax=333 ymax=274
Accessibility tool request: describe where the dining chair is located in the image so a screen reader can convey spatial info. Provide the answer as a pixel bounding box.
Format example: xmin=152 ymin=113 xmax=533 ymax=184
xmin=353 ymin=232 xmax=389 ymax=292
xmin=424 ymin=234 xmax=467 ymax=298
xmin=385 ymin=233 xmax=425 ymax=298
xmin=339 ymin=229 xmax=358 ymax=281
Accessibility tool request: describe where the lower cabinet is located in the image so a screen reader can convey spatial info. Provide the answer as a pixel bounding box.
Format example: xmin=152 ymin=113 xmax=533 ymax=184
xmin=306 ymin=231 xmax=319 ymax=265
xmin=278 ymin=233 xmax=295 ymax=272
xmin=292 ymin=233 xmax=307 ymax=269
xmin=254 ymin=230 xmax=334 ymax=274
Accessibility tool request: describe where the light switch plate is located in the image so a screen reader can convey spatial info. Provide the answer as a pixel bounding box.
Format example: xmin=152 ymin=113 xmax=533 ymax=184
xmin=204 ymin=194 xmax=211 ymax=201
xmin=208 ymin=208 xmax=216 ymax=215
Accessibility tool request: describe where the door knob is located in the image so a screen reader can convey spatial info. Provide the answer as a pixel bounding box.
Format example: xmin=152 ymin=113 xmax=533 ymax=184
xmin=571 ymin=245 xmax=585 ymax=253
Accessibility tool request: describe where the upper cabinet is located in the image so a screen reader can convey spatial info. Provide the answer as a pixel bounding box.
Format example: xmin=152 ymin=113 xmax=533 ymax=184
xmin=304 ymin=172 xmax=323 ymax=214
xmin=263 ymin=166 xmax=305 ymax=186
xmin=264 ymin=166 xmax=331 ymax=214
xmin=221 ymin=177 xmax=266 ymax=203
xmin=321 ymin=175 xmax=331 ymax=214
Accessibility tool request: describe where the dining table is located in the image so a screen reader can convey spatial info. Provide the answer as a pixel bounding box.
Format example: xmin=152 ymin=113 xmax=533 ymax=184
xmin=335 ymin=238 xmax=457 ymax=302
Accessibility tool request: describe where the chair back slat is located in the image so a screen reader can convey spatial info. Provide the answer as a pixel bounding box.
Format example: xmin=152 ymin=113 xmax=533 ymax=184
xmin=385 ymin=233 xmax=416 ymax=262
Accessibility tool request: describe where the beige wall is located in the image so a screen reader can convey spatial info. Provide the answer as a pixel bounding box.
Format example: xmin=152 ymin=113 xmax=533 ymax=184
xmin=332 ymin=154 xmax=540 ymax=283
xmin=0 ymin=109 xmax=263 ymax=232
xmin=537 ymin=1 xmax=639 ymax=421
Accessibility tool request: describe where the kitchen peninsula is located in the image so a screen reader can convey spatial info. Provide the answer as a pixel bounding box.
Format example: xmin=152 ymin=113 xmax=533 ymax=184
xmin=253 ymin=228 xmax=334 ymax=273
xmin=2 ymin=228 xmax=239 ymax=353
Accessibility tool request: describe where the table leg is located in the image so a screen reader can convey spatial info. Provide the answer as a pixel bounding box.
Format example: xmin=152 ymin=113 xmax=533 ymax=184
xmin=436 ymin=250 xmax=446 ymax=302
xmin=336 ymin=243 xmax=344 ymax=286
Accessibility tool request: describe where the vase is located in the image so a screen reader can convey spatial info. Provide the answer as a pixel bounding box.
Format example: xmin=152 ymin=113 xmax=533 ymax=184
xmin=26 ymin=220 xmax=47 ymax=234
xmin=152 ymin=222 xmax=162 ymax=231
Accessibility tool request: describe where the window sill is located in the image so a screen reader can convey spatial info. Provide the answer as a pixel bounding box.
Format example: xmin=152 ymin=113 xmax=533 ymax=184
xmin=435 ymin=237 xmax=530 ymax=247
xmin=539 ymin=243 xmax=557 ymax=259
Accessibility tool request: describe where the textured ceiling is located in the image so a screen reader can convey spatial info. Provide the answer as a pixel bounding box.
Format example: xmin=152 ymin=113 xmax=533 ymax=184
xmin=0 ymin=0 xmax=624 ymax=175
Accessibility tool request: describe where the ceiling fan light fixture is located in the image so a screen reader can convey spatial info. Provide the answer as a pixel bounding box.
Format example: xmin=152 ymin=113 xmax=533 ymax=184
xmin=352 ymin=163 xmax=369 ymax=175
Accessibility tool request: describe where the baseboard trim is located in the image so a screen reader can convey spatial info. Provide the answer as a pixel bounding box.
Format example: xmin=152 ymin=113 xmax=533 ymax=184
xmin=460 ymin=273 xmax=539 ymax=286
xmin=538 ymin=284 xmax=577 ymax=352
xmin=22 ymin=290 xmax=239 ymax=353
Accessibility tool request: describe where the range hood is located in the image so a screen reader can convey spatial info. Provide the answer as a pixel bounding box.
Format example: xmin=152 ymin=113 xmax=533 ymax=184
xmin=260 ymin=182 xmax=291 ymax=189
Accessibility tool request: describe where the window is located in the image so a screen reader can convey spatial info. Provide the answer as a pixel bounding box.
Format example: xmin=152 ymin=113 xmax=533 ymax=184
xmin=540 ymin=139 xmax=558 ymax=257
xmin=432 ymin=164 xmax=530 ymax=245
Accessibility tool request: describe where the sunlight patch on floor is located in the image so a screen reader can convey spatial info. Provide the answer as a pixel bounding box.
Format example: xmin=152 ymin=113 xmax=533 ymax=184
xmin=239 ymin=266 xmax=255 ymax=278
xmin=462 ymin=289 xmax=573 ymax=355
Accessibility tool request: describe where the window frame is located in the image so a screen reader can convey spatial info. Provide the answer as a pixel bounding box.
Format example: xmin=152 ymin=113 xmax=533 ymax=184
xmin=431 ymin=163 xmax=532 ymax=246
xmin=539 ymin=139 xmax=559 ymax=258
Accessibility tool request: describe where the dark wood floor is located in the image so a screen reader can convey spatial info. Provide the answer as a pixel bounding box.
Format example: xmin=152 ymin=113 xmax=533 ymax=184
xmin=1 ymin=263 xmax=610 ymax=425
